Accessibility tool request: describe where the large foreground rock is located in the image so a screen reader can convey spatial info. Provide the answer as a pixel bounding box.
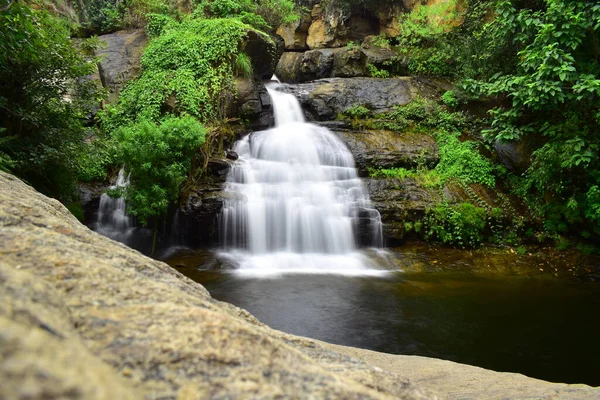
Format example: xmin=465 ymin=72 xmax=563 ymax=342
xmin=2 ymin=172 xmax=599 ymax=399
xmin=0 ymin=171 xmax=438 ymax=399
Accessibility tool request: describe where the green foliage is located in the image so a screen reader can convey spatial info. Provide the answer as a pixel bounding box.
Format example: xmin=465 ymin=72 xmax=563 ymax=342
xmin=77 ymin=0 xmax=176 ymax=34
xmin=367 ymin=63 xmax=390 ymax=78
xmin=77 ymin=134 xmax=119 ymax=182
xmin=342 ymin=105 xmax=371 ymax=119
xmin=0 ymin=1 xmax=102 ymax=201
xmin=368 ymin=35 xmax=391 ymax=49
xmin=441 ymin=90 xmax=458 ymax=108
xmin=465 ymin=0 xmax=600 ymax=239
xmin=114 ymin=116 xmax=206 ymax=224
xmin=396 ymin=0 xmax=513 ymax=79
xmin=435 ymin=130 xmax=495 ymax=187
xmin=146 ymin=12 xmax=178 ymax=37
xmin=194 ymin=0 xmax=298 ymax=30
xmin=368 ymin=167 xmax=414 ymax=179
xmin=102 ymin=17 xmax=264 ymax=128
xmin=424 ymin=202 xmax=487 ymax=248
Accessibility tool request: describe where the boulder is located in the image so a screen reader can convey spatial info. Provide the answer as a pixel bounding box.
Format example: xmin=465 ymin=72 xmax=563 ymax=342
xmin=243 ymin=30 xmax=282 ymax=79
xmin=275 ymin=14 xmax=312 ymax=50
xmin=0 ymin=171 xmax=441 ymax=399
xmin=96 ymin=30 xmax=148 ymax=103
xmin=330 ymin=128 xmax=439 ymax=174
xmin=306 ymin=4 xmax=350 ymax=49
xmin=494 ymin=139 xmax=534 ymax=173
xmin=366 ymin=177 xmax=444 ymax=243
xmin=233 ymin=78 xmax=274 ymax=130
xmin=284 ymin=77 xmax=439 ymax=120
xmin=276 ymin=45 xmax=398 ymax=83
xmin=332 ymin=47 xmax=368 ymax=77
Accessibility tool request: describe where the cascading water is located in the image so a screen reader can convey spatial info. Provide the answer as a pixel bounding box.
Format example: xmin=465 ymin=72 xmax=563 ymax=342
xmin=218 ymin=80 xmax=385 ymax=276
xmin=93 ymin=168 xmax=134 ymax=244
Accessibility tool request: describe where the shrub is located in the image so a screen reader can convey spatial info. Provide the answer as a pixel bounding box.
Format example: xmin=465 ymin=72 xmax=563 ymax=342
xmin=102 ymin=17 xmax=268 ymax=128
xmin=114 ymin=116 xmax=206 ymax=224
xmin=441 ymin=90 xmax=458 ymax=108
xmin=424 ymin=202 xmax=487 ymax=248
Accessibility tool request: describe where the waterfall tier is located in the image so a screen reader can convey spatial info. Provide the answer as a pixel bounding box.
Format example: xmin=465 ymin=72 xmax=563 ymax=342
xmin=218 ymin=82 xmax=384 ymax=276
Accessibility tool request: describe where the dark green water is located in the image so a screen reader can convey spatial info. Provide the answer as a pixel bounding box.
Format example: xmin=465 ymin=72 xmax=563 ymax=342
xmin=170 ymin=251 xmax=600 ymax=386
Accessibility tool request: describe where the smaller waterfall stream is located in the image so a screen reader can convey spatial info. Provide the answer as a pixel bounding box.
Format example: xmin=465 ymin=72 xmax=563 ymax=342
xmin=219 ymin=81 xmax=385 ymax=276
xmin=93 ymin=168 xmax=134 ymax=244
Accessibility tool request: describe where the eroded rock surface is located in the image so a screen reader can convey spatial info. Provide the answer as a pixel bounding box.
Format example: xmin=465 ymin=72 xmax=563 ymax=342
xmin=96 ymin=30 xmax=148 ymax=103
xmin=330 ymin=126 xmax=439 ymax=174
xmin=284 ymin=77 xmax=439 ymax=120
xmin=0 ymin=171 xmax=440 ymax=400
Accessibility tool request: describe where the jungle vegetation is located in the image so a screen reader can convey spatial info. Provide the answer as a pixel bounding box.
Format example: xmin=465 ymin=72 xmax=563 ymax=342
xmin=1 ymin=0 xmax=598 ymax=250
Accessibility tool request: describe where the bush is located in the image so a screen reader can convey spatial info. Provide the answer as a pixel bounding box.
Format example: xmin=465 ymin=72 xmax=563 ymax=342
xmin=424 ymin=202 xmax=487 ymax=248
xmin=102 ymin=17 xmax=268 ymax=128
xmin=194 ymin=0 xmax=298 ymax=30
xmin=435 ymin=130 xmax=495 ymax=187
xmin=441 ymin=90 xmax=458 ymax=108
xmin=114 ymin=116 xmax=206 ymax=224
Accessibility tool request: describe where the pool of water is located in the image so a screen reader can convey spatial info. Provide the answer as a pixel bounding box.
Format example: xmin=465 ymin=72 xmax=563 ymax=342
xmin=166 ymin=247 xmax=600 ymax=386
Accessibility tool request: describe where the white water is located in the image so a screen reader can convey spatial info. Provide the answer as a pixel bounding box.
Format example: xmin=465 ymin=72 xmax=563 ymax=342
xmin=219 ymin=81 xmax=384 ymax=276
xmin=94 ymin=168 xmax=134 ymax=244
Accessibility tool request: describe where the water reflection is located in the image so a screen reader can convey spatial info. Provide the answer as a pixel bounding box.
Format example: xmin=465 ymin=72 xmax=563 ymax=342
xmin=169 ymin=250 xmax=600 ymax=386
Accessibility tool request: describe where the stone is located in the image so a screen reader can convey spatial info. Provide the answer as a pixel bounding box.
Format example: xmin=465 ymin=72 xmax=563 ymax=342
xmin=242 ymin=30 xmax=281 ymax=79
xmin=275 ymin=14 xmax=311 ymax=50
xmin=306 ymin=12 xmax=349 ymax=49
xmin=331 ymin=128 xmax=439 ymax=174
xmin=0 ymin=171 xmax=441 ymax=399
xmin=232 ymin=78 xmax=274 ymax=130
xmin=96 ymin=30 xmax=148 ymax=103
xmin=285 ymin=77 xmax=439 ymax=120
xmin=275 ymin=52 xmax=305 ymax=82
xmin=276 ymin=45 xmax=398 ymax=83
xmin=366 ymin=177 xmax=444 ymax=243
xmin=332 ymin=47 xmax=368 ymax=77
xmin=494 ymin=139 xmax=533 ymax=172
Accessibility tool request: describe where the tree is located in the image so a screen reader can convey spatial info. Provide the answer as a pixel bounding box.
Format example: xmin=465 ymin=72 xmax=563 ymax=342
xmin=466 ymin=0 xmax=600 ymax=239
xmin=113 ymin=115 xmax=206 ymax=225
xmin=0 ymin=1 xmax=101 ymax=200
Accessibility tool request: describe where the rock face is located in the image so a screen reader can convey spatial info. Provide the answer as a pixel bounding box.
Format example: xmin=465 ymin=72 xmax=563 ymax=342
xmin=96 ymin=30 xmax=148 ymax=103
xmin=327 ymin=125 xmax=439 ymax=174
xmin=1 ymin=171 xmax=442 ymax=399
xmin=232 ymin=78 xmax=274 ymax=130
xmin=275 ymin=45 xmax=397 ymax=83
xmin=284 ymin=77 xmax=439 ymax=120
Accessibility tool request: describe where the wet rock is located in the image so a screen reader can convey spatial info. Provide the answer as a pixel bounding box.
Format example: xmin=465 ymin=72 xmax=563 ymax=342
xmin=332 ymin=47 xmax=368 ymax=77
xmin=207 ymin=158 xmax=235 ymax=183
xmin=233 ymin=78 xmax=274 ymax=130
xmin=285 ymin=77 xmax=439 ymax=120
xmin=276 ymin=52 xmax=305 ymax=82
xmin=96 ymin=30 xmax=148 ymax=103
xmin=226 ymin=150 xmax=239 ymax=160
xmin=243 ymin=30 xmax=282 ymax=79
xmin=276 ymin=46 xmax=397 ymax=83
xmin=494 ymin=139 xmax=534 ymax=173
xmin=366 ymin=178 xmax=444 ymax=244
xmin=0 ymin=170 xmax=441 ymax=399
xmin=331 ymin=129 xmax=439 ymax=174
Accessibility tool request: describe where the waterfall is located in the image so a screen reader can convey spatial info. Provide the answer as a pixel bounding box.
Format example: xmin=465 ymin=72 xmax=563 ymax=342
xmin=94 ymin=168 xmax=134 ymax=244
xmin=218 ymin=81 xmax=384 ymax=276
